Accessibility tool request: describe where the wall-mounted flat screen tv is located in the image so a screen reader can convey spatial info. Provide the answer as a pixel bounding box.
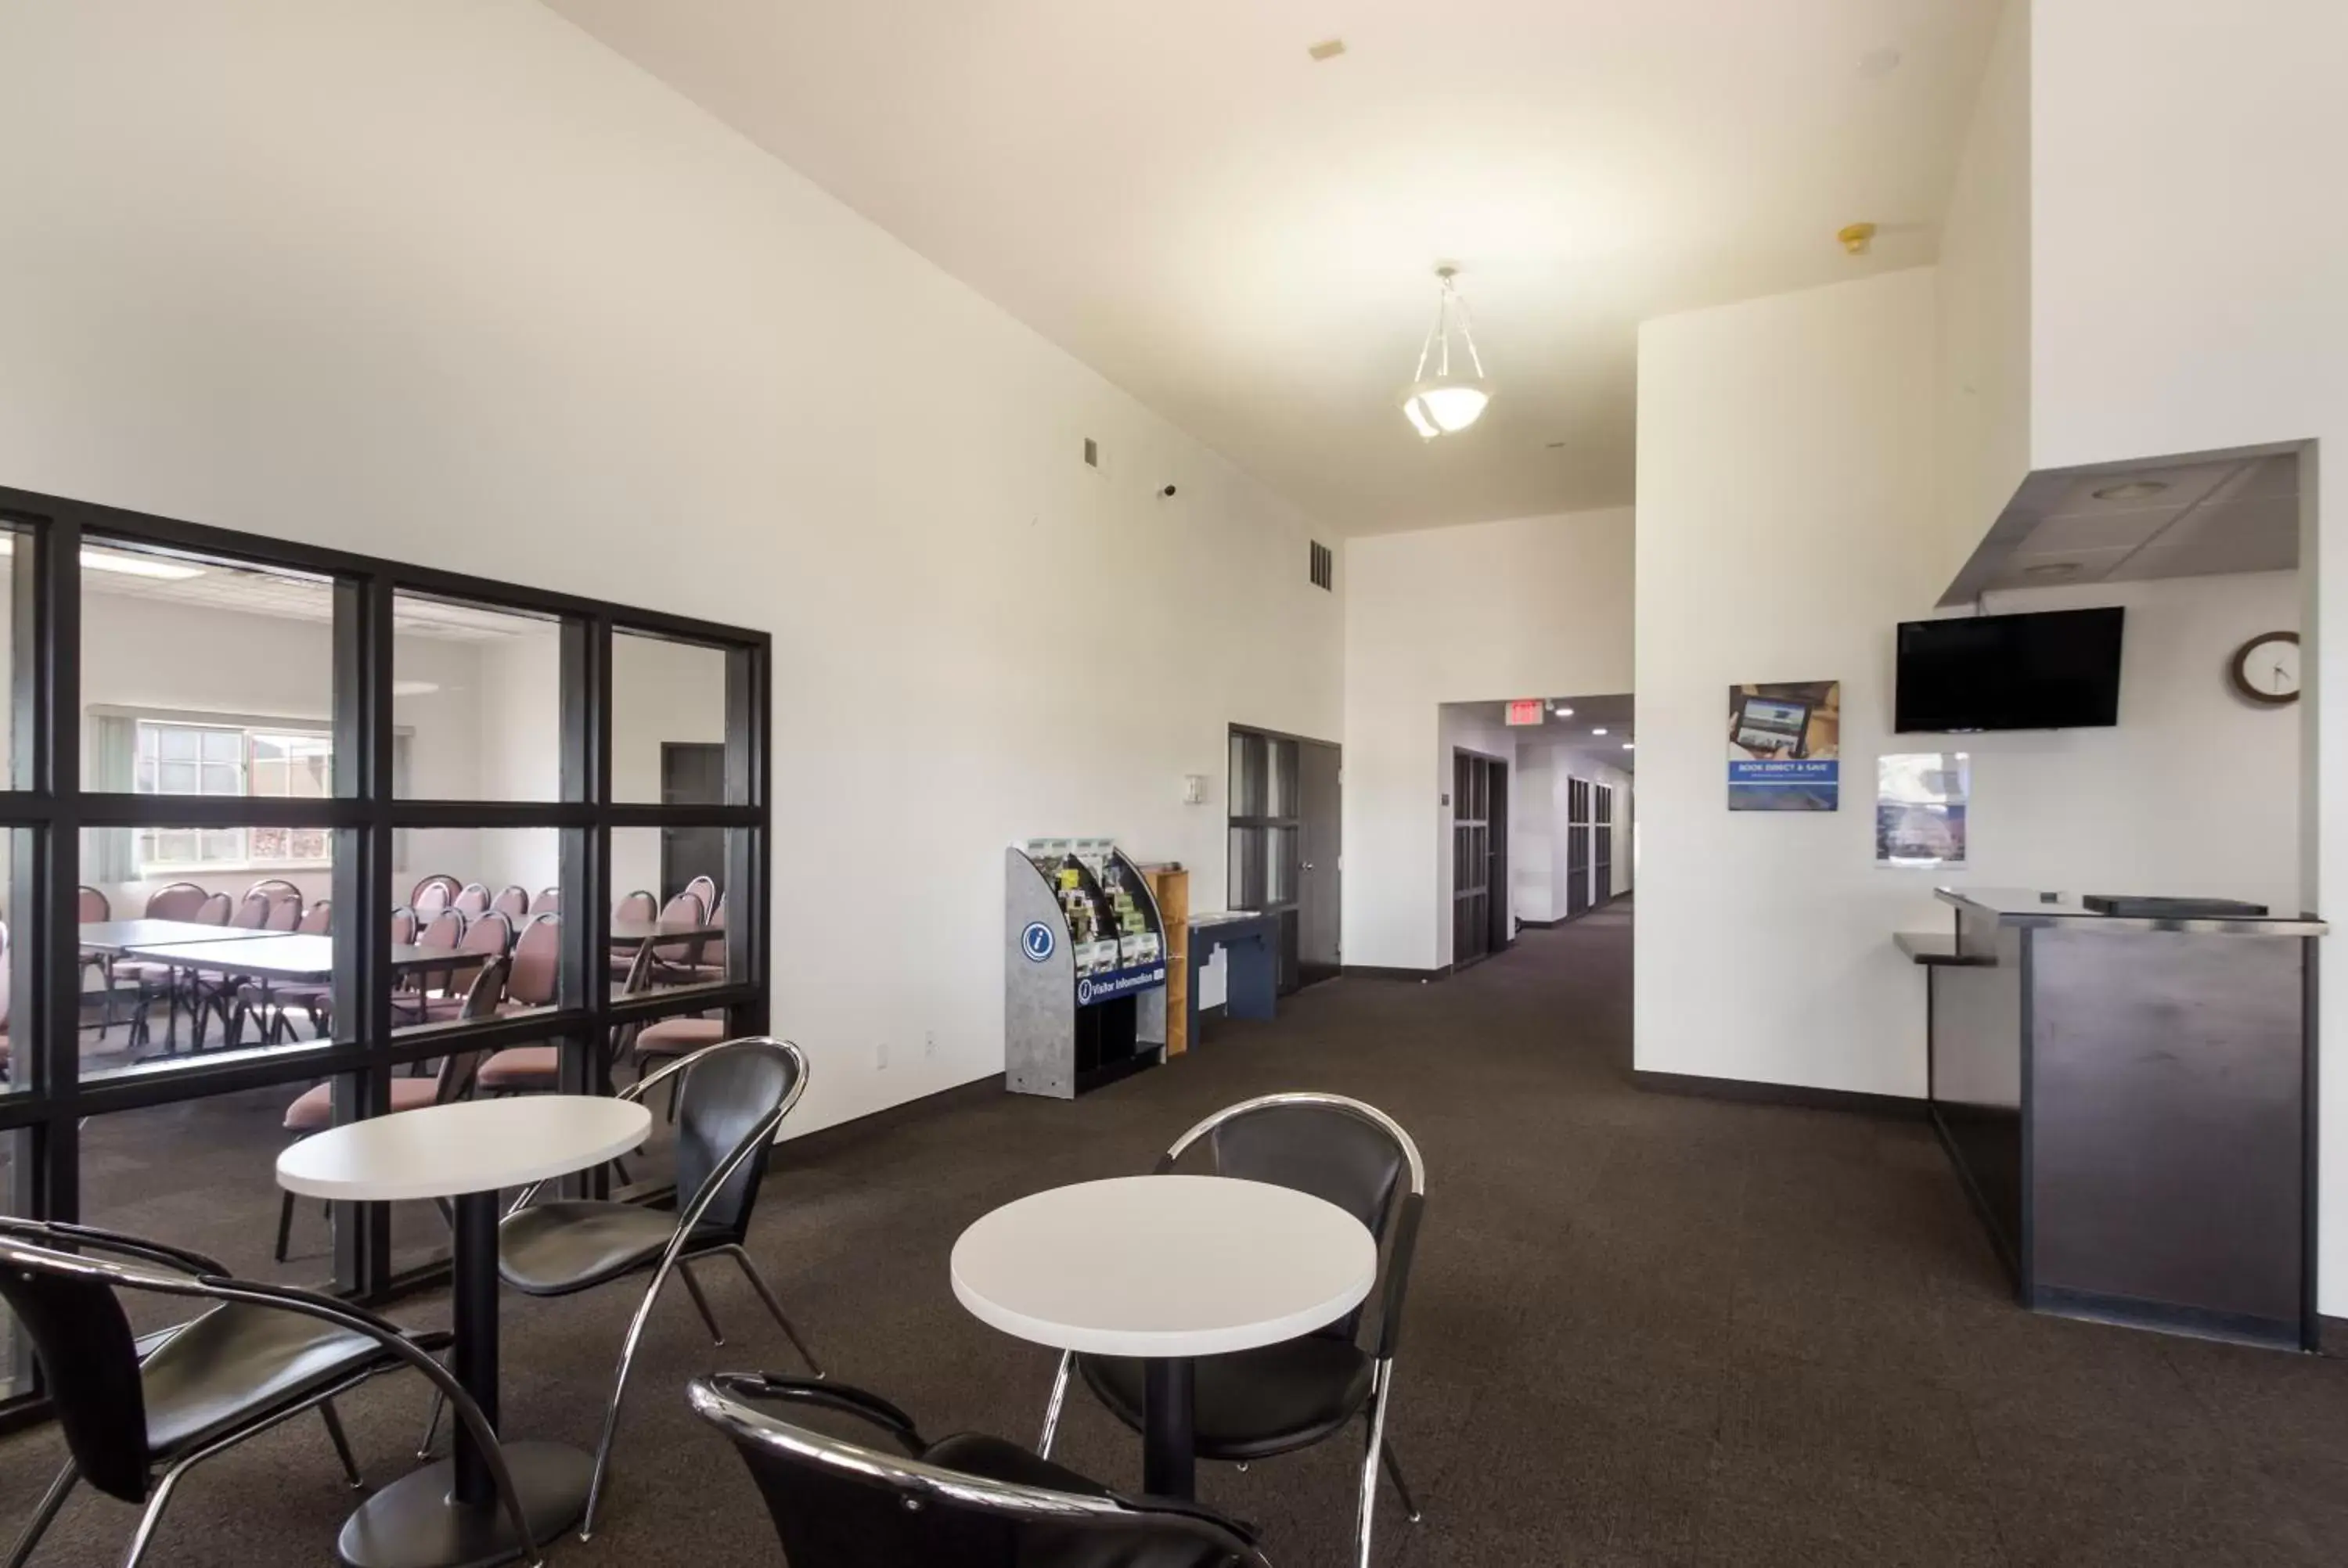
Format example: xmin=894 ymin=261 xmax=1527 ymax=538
xmin=1895 ymin=606 xmax=2124 ymax=732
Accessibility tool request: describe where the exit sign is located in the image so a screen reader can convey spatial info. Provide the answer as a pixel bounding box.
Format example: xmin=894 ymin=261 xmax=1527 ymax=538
xmin=1505 ymin=699 xmax=1545 ymax=727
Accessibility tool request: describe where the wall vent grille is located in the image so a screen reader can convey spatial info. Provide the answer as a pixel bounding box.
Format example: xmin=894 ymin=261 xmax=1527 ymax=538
xmin=1309 ymin=541 xmax=1334 ymax=591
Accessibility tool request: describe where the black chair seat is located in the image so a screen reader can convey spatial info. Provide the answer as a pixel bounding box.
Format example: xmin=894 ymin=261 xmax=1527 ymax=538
xmin=139 ymin=1304 xmax=412 ymax=1456
xmin=1079 ymin=1336 xmax=1374 ymax=1461
xmin=499 ymin=1199 xmax=724 ymax=1295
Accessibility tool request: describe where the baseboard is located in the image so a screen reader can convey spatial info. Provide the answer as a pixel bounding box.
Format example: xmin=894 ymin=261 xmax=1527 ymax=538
xmin=1341 ymin=963 xmax=1453 ymax=982
xmin=775 ymin=1073 xmax=1007 ymax=1163
xmin=1633 ymin=1068 xmax=1929 ymax=1120
xmin=1518 ymin=916 xmax=1564 ymax=930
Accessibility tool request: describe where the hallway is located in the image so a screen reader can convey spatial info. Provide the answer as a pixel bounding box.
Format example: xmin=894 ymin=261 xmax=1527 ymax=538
xmin=6 ymin=908 xmax=2346 ymax=1565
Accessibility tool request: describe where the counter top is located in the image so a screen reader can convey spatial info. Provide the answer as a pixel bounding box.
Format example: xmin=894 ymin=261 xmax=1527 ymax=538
xmin=1936 ymin=888 xmax=2325 ymax=937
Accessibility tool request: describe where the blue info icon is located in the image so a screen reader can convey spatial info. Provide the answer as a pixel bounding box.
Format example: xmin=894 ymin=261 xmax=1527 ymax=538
xmin=1021 ymin=921 xmax=1056 ymax=962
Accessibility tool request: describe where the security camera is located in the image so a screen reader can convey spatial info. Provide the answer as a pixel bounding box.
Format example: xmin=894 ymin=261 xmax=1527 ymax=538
xmin=1158 ymin=484 xmax=1178 ymax=499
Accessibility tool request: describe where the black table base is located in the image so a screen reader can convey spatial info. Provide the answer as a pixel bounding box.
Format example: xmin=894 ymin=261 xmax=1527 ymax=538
xmin=336 ymin=1189 xmax=589 ymax=1566
xmin=336 ymin=1442 xmax=588 ymax=1568
xmin=1142 ymin=1357 xmax=1196 ymax=1500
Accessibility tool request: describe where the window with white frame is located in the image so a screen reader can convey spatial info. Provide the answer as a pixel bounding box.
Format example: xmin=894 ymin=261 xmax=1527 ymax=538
xmin=133 ymin=721 xmax=333 ymax=870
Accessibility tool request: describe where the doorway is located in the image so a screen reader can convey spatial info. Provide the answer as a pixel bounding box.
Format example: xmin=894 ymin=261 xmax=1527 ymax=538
xmin=659 ymin=741 xmax=728 ymax=899
xmin=1452 ymin=749 xmax=1511 ymax=968
xmin=1594 ymin=782 xmax=1615 ymax=903
xmin=1228 ymin=725 xmax=1341 ymax=994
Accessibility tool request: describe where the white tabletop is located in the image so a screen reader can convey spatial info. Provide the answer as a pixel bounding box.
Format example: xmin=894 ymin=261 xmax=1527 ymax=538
xmin=950 ymin=1174 xmax=1377 ymax=1359
xmin=275 ymin=1095 xmax=652 ymax=1202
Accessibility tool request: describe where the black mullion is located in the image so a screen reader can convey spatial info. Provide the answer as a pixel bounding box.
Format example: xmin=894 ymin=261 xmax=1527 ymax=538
xmin=726 ymin=640 xmax=769 ymax=1033
xmin=387 ymin=800 xmax=594 ymax=830
xmin=559 ymin=614 xmax=611 ymax=1199
xmin=29 ymin=516 xmax=80 ymax=1235
xmin=75 ymin=793 xmax=366 ymax=829
xmin=331 ymin=574 xmax=395 ymax=1295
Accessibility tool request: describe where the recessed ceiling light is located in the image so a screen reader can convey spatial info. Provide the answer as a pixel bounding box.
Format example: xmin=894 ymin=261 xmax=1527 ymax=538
xmin=2091 ymin=480 xmax=2169 ymax=502
xmin=1622 ymin=742 xmax=1635 ymax=750
xmin=1554 ymin=704 xmax=1573 ymax=717
xmin=1857 ymin=46 xmax=1903 ymax=78
xmin=1306 ymin=38 xmax=1346 ymax=61
xmin=392 ymin=680 xmax=441 ymax=697
xmin=1592 ymin=728 xmax=1608 ymax=736
xmin=0 ymin=537 xmax=209 ymax=580
xmin=2023 ymin=562 xmax=2081 ymax=579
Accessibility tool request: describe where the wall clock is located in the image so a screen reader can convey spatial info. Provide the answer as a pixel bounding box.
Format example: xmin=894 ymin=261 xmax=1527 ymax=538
xmin=2228 ymin=631 xmax=2299 ymax=707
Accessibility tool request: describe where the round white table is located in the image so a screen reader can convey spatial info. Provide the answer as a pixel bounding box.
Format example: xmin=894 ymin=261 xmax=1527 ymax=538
xmin=279 ymin=1095 xmax=650 ymax=1568
xmin=950 ymin=1174 xmax=1377 ymax=1499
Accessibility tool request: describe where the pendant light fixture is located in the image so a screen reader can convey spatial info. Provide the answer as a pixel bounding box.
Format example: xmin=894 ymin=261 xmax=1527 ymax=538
xmin=1400 ymin=265 xmax=1493 ymax=440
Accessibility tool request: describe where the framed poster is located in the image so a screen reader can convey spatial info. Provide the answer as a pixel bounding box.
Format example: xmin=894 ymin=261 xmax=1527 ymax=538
xmin=1727 ymin=681 xmax=1840 ymax=811
xmin=1876 ymin=753 xmax=1969 ymax=867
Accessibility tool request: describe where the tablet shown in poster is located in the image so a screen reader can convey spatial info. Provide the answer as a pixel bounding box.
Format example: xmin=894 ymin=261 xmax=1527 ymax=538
xmin=1876 ymin=753 xmax=1969 ymax=867
xmin=1727 ymin=681 xmax=1840 ymax=811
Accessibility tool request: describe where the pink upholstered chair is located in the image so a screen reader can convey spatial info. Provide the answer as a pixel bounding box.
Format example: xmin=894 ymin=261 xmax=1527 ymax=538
xmin=453 ymin=883 xmax=492 ymax=919
xmin=492 ymin=885 xmax=531 ymax=922
xmin=400 ymin=911 xmax=512 ymax=1026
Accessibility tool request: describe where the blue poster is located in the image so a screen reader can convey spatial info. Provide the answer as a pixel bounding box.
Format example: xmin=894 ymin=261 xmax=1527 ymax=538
xmin=1727 ymin=682 xmax=1841 ymax=811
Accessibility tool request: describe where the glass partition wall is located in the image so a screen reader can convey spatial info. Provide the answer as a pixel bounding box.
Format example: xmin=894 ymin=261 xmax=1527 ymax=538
xmin=0 ymin=488 xmax=770 ymax=1419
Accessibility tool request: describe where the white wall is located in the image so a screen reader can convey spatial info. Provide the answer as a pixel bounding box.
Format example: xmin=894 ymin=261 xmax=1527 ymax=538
xmin=1934 ymin=0 xmax=2032 ymax=592
xmin=1344 ymin=509 xmax=1634 ymax=969
xmin=2018 ymin=0 xmax=2348 ymax=1308
xmin=1638 ymin=267 xmax=2305 ymax=1103
xmin=0 ymin=0 xmax=1341 ymax=1135
xmin=1638 ymin=270 xmax=1957 ymax=1097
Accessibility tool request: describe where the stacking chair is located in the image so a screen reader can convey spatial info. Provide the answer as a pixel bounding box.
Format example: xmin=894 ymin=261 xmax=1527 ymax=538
xmin=530 ymin=886 xmax=560 ymax=915
xmin=689 ymin=1372 xmax=1270 ymax=1568
xmin=398 ymin=908 xmax=466 ymax=1023
xmin=118 ymin=883 xmax=210 ymax=1049
xmin=668 ymin=893 xmax=729 ymax=986
xmin=275 ymin=961 xmax=506 ymax=1262
xmin=236 ymin=899 xmax=334 ymax=1045
xmin=398 ymin=912 xmax=512 ymax=1027
xmin=491 ymin=884 xmax=531 ymax=922
xmin=472 ymin=914 xmax=569 ymax=1095
xmin=495 ymin=1036 xmax=821 ymax=1538
xmin=607 ymin=890 xmax=660 ymax=984
xmin=185 ymin=895 xmax=272 ymax=1046
xmin=247 ymin=878 xmax=303 ymax=931
xmin=409 ymin=874 xmax=460 ymax=917
xmin=77 ymin=886 xmax=117 ymax=1039
xmin=391 ymin=906 xmax=419 ymax=946
xmin=453 ymin=882 xmax=493 ymax=919
xmin=1037 ymin=1093 xmax=1428 ymax=1568
xmin=0 ymin=1218 xmax=541 ymax=1568
xmin=682 ymin=874 xmax=718 ymax=915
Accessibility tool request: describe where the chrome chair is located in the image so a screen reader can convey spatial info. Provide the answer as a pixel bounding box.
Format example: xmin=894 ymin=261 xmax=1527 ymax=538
xmin=690 ymin=1372 xmax=1270 ymax=1568
xmin=1038 ymin=1092 xmax=1427 ymax=1568
xmin=0 ymin=1219 xmax=542 ymax=1568
xmin=495 ymin=1035 xmax=821 ymax=1538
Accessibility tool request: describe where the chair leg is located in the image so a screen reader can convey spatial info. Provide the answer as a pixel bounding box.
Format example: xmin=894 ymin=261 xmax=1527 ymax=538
xmin=274 ymin=1189 xmax=296 ymax=1264
xmin=1354 ymin=1359 xmax=1402 ymax=1568
xmin=579 ymin=1257 xmax=682 ymax=1540
xmin=319 ymin=1400 xmax=364 ymax=1489
xmin=121 ymin=1451 xmax=198 ymax=1568
xmin=1379 ymin=1436 xmax=1421 ymax=1523
xmin=5 ymin=1462 xmax=77 ymax=1568
xmin=718 ymin=1244 xmax=823 ymax=1376
xmin=677 ymin=1258 xmax=726 ymax=1346
xmin=1037 ymin=1348 xmax=1074 ymax=1458
xmin=416 ymin=1390 xmax=445 ymax=1460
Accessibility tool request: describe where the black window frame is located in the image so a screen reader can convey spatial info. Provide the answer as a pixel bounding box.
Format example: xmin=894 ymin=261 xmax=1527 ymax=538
xmin=0 ymin=485 xmax=772 ymax=1429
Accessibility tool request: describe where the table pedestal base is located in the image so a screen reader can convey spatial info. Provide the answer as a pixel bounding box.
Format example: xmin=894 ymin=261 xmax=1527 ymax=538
xmin=1143 ymin=1357 xmax=1196 ymax=1501
xmin=337 ymin=1440 xmax=589 ymax=1568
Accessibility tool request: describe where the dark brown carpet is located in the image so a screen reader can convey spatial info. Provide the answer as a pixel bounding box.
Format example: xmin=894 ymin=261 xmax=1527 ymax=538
xmin=8 ymin=900 xmax=2348 ymax=1565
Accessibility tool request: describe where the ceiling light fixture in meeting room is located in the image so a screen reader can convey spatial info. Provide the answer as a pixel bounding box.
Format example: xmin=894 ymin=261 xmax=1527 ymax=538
xmin=1400 ymin=266 xmax=1493 ymax=441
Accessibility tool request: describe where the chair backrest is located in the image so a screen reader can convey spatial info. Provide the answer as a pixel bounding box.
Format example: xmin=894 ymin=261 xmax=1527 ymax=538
xmin=194 ymin=891 xmax=233 ymax=926
xmin=244 ymin=877 xmax=301 ymax=902
xmin=432 ymin=960 xmax=509 ymax=1101
xmin=142 ymin=883 xmax=207 ymax=922
xmin=229 ymin=893 xmax=272 ymax=930
xmin=298 ymin=898 xmax=333 ymax=935
xmin=454 ymin=882 xmax=492 ymax=918
xmin=1161 ymin=1094 xmax=1425 ymax=1347
xmin=530 ymin=886 xmax=561 ymax=915
xmin=510 ymin=914 xmax=560 ymax=1007
xmin=416 ymin=909 xmax=464 ymax=954
xmin=410 ymin=875 xmax=459 ymax=915
xmin=671 ymin=1038 xmax=806 ymax=1240
xmin=683 ymin=875 xmax=718 ymax=912
xmin=459 ymin=910 xmax=513 ymax=960
xmin=491 ymin=885 xmax=531 ymax=922
xmin=658 ymin=890 xmax=705 ymax=927
xmin=390 ymin=907 xmax=418 ymax=946
xmin=262 ymin=890 xmax=303 ymax=930
xmin=77 ymin=886 xmax=110 ymax=922
xmin=686 ymin=1373 xmax=1268 ymax=1568
xmin=0 ymin=1229 xmax=153 ymax=1501
xmin=613 ymin=889 xmax=657 ymax=923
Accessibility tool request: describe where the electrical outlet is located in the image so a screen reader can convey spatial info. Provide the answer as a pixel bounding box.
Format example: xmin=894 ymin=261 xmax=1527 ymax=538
xmin=875 ymin=1040 xmax=888 ymax=1070
xmin=924 ymin=1030 xmax=937 ymax=1058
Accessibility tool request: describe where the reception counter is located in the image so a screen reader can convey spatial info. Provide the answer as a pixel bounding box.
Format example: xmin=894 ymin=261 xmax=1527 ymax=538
xmin=1915 ymin=888 xmax=2325 ymax=1347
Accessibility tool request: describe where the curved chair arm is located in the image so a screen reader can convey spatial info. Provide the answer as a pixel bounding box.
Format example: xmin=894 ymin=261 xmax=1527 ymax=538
xmin=0 ymin=1216 xmax=229 ymax=1278
xmin=706 ymin=1371 xmax=927 ymax=1455
xmin=1373 ymin=1191 xmax=1424 ymax=1361
xmin=508 ymin=1035 xmax=806 ymax=1217
xmin=1160 ymin=1090 xmax=1428 ymax=1195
